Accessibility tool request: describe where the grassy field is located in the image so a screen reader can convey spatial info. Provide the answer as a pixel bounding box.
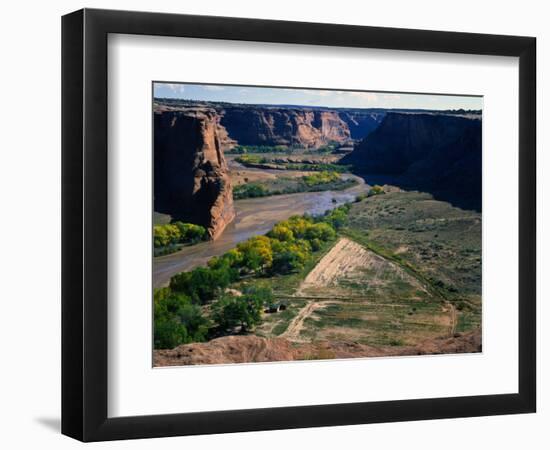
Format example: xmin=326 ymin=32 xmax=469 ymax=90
xmin=246 ymin=190 xmax=481 ymax=348
xmin=346 ymin=191 xmax=481 ymax=301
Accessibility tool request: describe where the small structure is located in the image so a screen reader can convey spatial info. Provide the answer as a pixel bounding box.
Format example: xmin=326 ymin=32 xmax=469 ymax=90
xmin=264 ymin=303 xmax=288 ymax=314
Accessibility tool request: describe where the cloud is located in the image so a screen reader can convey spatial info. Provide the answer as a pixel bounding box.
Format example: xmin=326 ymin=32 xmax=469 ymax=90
xmin=279 ymin=88 xmax=332 ymax=97
xmin=383 ymin=93 xmax=401 ymax=100
xmin=304 ymin=89 xmax=332 ymax=97
xmin=347 ymin=91 xmax=378 ymax=102
xmin=160 ymin=83 xmax=185 ymax=94
xmin=203 ymin=85 xmax=225 ymax=91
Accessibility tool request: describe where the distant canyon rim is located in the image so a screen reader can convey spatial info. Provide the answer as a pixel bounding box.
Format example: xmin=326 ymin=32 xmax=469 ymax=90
xmin=153 ymin=99 xmax=481 ymax=240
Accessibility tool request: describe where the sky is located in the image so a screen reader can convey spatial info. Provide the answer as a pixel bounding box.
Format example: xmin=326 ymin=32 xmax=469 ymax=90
xmin=153 ymin=82 xmax=483 ymax=111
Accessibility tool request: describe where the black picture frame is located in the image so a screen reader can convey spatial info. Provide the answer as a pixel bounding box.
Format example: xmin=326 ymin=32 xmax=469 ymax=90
xmin=62 ymin=8 xmax=536 ymax=442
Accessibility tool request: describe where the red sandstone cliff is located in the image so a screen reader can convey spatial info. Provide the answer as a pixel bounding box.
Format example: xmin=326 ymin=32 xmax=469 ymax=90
xmin=219 ymin=108 xmax=351 ymax=148
xmin=154 ymin=108 xmax=235 ymax=239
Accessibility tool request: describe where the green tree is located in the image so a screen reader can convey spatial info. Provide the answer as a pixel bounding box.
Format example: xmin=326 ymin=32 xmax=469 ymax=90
xmin=169 ymin=266 xmax=237 ymax=304
xmin=153 ymin=224 xmax=179 ymax=247
xmin=268 ymin=224 xmax=295 ymax=242
xmin=281 ymin=216 xmax=313 ymax=239
xmin=153 ymin=289 xmax=210 ymax=349
xmin=271 ymin=239 xmax=310 ymax=274
xmin=153 ymin=225 xmax=170 ymax=247
xmin=237 ymin=235 xmax=273 ymax=272
xmin=212 ymin=290 xmax=266 ymax=332
xmin=154 ymin=318 xmax=189 ymax=349
xmin=323 ymin=204 xmax=350 ymax=229
xmin=208 ymin=248 xmax=244 ymax=270
xmin=174 ymin=222 xmax=207 ymax=243
xmin=305 ymin=222 xmax=336 ymax=242
xmin=309 ymin=238 xmax=322 ymax=251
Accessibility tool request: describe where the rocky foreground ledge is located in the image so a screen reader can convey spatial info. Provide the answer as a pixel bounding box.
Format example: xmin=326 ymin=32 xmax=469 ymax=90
xmin=154 ymin=329 xmax=481 ymax=367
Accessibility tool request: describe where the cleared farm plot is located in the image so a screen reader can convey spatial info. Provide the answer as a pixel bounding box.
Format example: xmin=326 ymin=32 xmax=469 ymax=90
xmin=279 ymin=237 xmax=452 ymax=346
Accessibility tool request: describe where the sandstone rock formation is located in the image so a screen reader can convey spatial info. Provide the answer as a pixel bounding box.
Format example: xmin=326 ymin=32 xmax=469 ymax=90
xmin=342 ymin=112 xmax=482 ymax=210
xmin=219 ymin=108 xmax=351 ymax=148
xmin=155 ymin=99 xmax=388 ymax=151
xmin=154 ymin=108 xmax=235 ymax=239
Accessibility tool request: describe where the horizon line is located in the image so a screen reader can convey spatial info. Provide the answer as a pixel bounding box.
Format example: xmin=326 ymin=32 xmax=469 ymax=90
xmin=152 ymin=81 xmax=483 ymax=112
xmin=153 ymin=96 xmax=482 ymax=113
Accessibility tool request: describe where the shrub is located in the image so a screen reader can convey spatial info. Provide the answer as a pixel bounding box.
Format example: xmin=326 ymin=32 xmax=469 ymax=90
xmin=227 ymin=144 xmax=290 ymax=154
xmin=153 ymin=224 xmax=180 ymax=247
xmin=153 ymin=222 xmax=207 ymax=248
xmin=368 ymin=185 xmax=385 ymax=197
xmin=322 ymin=204 xmax=351 ymax=229
xmin=173 ymin=222 xmax=207 ymax=243
xmin=302 ymin=171 xmax=340 ymax=187
xmin=233 ymin=183 xmax=268 ymax=199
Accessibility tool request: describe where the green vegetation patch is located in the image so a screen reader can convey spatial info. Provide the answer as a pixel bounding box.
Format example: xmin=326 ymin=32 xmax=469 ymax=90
xmin=301 ymin=299 xmax=450 ymax=346
xmin=233 ymin=171 xmax=357 ymax=200
xmin=235 ymin=154 xmax=350 ymax=172
xmin=154 ymin=222 xmax=208 ymax=256
xmin=346 ymin=191 xmax=481 ymax=298
xmin=226 ymin=144 xmax=294 ymax=154
xmin=153 ymin=204 xmax=352 ymax=349
xmin=342 ymin=191 xmax=481 ymax=337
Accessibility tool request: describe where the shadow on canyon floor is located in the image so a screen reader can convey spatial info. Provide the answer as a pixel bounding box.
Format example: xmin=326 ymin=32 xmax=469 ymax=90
xmin=357 ymin=173 xmax=481 ymax=212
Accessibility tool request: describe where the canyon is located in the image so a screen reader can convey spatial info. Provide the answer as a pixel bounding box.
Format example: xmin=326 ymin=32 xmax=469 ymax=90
xmin=342 ymin=112 xmax=482 ymax=210
xmin=154 ymin=100 xmax=482 ymax=242
xmin=153 ymin=99 xmax=482 ymax=364
xmin=153 ymin=101 xmax=385 ymax=239
xmin=156 ymin=99 xmax=386 ymax=146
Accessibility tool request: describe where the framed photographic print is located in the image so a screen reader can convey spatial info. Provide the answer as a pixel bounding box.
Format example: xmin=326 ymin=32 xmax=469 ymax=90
xmin=61 ymin=8 xmax=536 ymax=442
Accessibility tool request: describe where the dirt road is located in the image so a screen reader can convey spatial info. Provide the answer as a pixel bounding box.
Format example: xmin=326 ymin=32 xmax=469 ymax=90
xmin=283 ymin=237 xmax=372 ymax=341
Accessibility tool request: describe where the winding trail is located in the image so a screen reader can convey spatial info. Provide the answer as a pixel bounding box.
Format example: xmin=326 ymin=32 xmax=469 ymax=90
xmin=282 ymin=301 xmax=327 ymax=342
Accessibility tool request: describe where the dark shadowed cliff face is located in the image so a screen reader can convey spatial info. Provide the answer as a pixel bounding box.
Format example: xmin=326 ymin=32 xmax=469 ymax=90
xmin=342 ymin=113 xmax=482 ymax=210
xmin=338 ymin=110 xmax=385 ymax=139
xmin=219 ymin=108 xmax=351 ymax=147
xmin=154 ymin=109 xmax=235 ymax=239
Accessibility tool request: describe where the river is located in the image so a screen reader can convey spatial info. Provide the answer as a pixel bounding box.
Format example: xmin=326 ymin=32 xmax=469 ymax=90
xmin=153 ymin=172 xmax=369 ymax=288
